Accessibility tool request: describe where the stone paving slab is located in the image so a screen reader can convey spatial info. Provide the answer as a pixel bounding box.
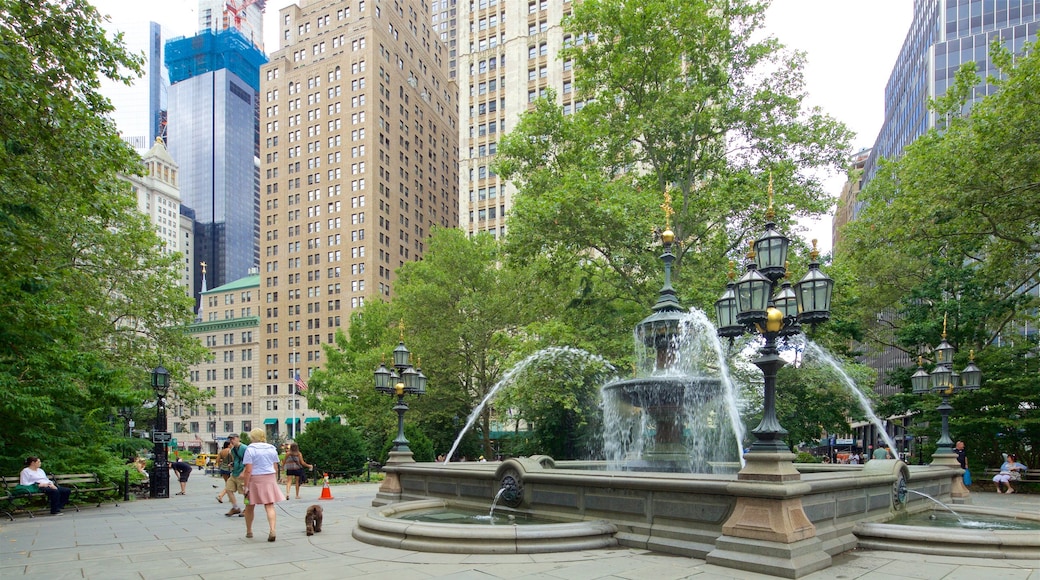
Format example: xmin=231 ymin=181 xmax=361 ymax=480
xmin=0 ymin=471 xmax=1038 ymax=579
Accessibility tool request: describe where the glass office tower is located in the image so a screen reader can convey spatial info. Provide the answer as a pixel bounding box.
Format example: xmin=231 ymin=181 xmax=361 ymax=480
xmin=859 ymin=0 xmax=1040 ymax=206
xmin=166 ymin=29 xmax=268 ymax=303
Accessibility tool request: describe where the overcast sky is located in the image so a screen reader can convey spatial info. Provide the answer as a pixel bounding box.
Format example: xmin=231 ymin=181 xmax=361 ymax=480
xmin=93 ymin=0 xmax=914 ymax=251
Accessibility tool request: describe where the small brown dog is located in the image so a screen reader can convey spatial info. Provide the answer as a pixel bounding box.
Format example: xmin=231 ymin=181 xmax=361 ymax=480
xmin=305 ymin=504 xmax=323 ymax=536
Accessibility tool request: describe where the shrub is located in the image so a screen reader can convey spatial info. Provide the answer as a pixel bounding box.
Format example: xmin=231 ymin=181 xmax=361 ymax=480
xmin=381 ymin=424 xmax=435 ymax=463
xmin=296 ymin=420 xmax=367 ymax=475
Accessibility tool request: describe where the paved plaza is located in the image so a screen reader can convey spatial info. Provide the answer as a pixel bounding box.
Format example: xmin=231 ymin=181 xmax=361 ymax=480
xmin=1 ymin=472 xmax=1038 ymax=579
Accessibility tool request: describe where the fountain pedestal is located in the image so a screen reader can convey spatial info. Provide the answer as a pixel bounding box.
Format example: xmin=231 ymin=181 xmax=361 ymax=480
xmin=373 ymin=450 xmax=415 ymax=506
xmin=706 ymin=450 xmax=830 ymax=578
xmin=930 ymin=451 xmax=971 ymax=502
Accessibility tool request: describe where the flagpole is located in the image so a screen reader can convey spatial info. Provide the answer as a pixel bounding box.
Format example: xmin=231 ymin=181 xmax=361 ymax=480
xmin=292 ymin=347 xmax=297 ymax=440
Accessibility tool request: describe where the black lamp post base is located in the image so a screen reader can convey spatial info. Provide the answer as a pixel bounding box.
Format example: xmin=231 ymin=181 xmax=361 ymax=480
xmin=150 ymin=467 xmax=170 ymax=499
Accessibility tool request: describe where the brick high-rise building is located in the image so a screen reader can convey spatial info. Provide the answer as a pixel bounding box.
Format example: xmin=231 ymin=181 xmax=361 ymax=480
xmin=258 ymin=0 xmax=459 ymax=439
xmin=457 ymin=0 xmax=576 ymax=239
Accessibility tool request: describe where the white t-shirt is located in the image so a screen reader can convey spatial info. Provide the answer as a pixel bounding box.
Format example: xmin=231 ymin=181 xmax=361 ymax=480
xmin=20 ymin=467 xmax=53 ymax=486
xmin=243 ymin=442 xmax=280 ymax=475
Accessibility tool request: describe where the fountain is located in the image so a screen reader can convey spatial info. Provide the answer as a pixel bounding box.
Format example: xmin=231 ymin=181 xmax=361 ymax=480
xmin=356 ymin=194 xmax=1025 ymax=577
xmin=601 ymin=229 xmax=740 ymax=473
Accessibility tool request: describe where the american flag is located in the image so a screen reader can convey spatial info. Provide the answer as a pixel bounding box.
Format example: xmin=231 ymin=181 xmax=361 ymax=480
xmin=295 ymin=372 xmax=308 ymax=393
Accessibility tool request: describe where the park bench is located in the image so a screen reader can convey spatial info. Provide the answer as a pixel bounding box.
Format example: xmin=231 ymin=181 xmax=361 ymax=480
xmin=1 ymin=475 xmax=48 ymax=519
xmin=1 ymin=473 xmax=120 ymax=519
xmin=53 ymin=473 xmax=120 ymax=510
xmin=981 ymin=468 xmax=1040 ymax=486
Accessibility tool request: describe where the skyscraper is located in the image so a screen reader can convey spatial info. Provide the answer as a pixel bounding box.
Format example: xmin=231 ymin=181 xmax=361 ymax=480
xmin=257 ymin=0 xmax=459 ymax=439
xmin=166 ymin=28 xmax=268 ymax=303
xmin=97 ymin=19 xmax=171 ymax=151
xmin=458 ymin=0 xmax=575 ymax=239
xmin=858 ymin=0 xmax=1040 ymax=207
xmin=125 ymin=138 xmax=196 ymax=295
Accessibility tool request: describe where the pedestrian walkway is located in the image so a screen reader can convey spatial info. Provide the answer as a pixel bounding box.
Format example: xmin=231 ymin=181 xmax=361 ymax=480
xmin=0 ymin=471 xmax=1037 ymax=579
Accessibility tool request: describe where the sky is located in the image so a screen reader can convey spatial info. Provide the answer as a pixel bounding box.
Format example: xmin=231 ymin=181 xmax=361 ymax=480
xmin=91 ymin=0 xmax=914 ymax=252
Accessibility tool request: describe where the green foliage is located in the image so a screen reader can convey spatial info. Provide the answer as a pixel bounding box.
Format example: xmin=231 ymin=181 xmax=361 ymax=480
xmin=381 ymin=424 xmax=435 ymax=463
xmin=309 ymin=298 xmax=399 ymax=458
xmin=838 ymin=42 xmax=1040 ymax=466
xmin=295 ymin=420 xmax=367 ymax=475
xmin=794 ymin=452 xmax=820 ymax=463
xmin=393 ymin=228 xmax=542 ymax=459
xmin=840 ymin=42 xmax=1040 ymax=352
xmin=496 ymin=348 xmax=616 ymax=459
xmin=773 ymin=348 xmax=872 ymax=451
xmin=0 ymin=0 xmax=207 ymax=474
xmin=497 ymin=0 xmax=852 ymax=318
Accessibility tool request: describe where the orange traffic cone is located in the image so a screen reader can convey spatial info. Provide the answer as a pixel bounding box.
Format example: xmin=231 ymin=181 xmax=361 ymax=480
xmin=319 ymin=472 xmax=334 ymax=500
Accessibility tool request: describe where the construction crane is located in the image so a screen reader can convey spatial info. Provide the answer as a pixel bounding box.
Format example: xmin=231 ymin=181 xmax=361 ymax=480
xmin=222 ymin=0 xmax=265 ymax=50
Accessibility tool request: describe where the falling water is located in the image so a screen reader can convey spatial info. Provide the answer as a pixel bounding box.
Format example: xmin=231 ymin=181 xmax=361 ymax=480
xmin=443 ymin=347 xmax=616 ymax=463
xmin=681 ymin=309 xmax=747 ymax=468
xmin=601 ymin=308 xmax=746 ymax=472
xmin=489 ymin=487 xmax=506 ymax=518
xmin=907 ymin=490 xmax=966 ymax=523
xmin=804 ymin=340 xmax=899 ymax=454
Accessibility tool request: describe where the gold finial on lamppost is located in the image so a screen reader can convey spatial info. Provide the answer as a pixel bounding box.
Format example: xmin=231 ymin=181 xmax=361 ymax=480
xmin=661 ymin=188 xmax=674 ymax=231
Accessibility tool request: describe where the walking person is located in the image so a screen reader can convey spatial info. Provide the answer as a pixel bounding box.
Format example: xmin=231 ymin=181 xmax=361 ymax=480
xmin=19 ymin=456 xmax=71 ymax=515
xmin=216 ymin=440 xmax=233 ymax=503
xmin=241 ymin=428 xmax=282 ymax=541
xmin=282 ymin=442 xmax=313 ymax=500
xmin=223 ymin=434 xmax=246 ymax=516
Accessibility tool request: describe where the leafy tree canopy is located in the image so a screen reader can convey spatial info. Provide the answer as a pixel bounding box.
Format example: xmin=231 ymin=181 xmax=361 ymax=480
xmin=0 ymin=0 xmax=206 ymax=475
xmin=497 ymin=0 xmax=852 ymax=314
xmin=840 ymin=42 xmax=1040 ymax=354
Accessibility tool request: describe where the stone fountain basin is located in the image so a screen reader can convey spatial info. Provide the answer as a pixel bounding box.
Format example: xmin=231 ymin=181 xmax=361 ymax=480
xmin=602 ymin=376 xmax=722 ymax=408
xmin=353 ymin=499 xmax=618 ymax=554
xmin=854 ymin=504 xmax=1040 ymax=560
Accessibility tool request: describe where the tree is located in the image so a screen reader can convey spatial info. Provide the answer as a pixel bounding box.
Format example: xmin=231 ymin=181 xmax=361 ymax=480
xmin=306 ymin=299 xmax=398 ymax=459
xmin=497 ymin=0 xmax=852 ymax=316
xmin=495 ymin=347 xmax=617 ymax=459
xmin=839 ymin=43 xmax=1040 ymax=467
xmin=393 ymin=228 xmax=536 ymax=459
xmin=773 ymin=350 xmax=871 ymax=452
xmin=840 ymin=43 xmax=1040 ymax=353
xmin=0 ymin=0 xmax=206 ymax=475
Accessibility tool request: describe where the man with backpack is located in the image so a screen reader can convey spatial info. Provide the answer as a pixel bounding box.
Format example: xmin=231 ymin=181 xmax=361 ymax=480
xmin=223 ymin=434 xmax=247 ymax=516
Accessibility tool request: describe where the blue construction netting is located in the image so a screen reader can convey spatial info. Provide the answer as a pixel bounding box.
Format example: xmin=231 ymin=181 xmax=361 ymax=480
xmin=165 ymin=29 xmax=268 ymax=92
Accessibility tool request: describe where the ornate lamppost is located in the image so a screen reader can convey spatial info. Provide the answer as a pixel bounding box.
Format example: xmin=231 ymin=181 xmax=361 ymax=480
xmin=705 ymin=179 xmax=836 ymax=577
xmin=149 ymin=364 xmax=171 ymax=499
xmin=374 ymin=335 xmax=428 ymax=454
xmin=714 ymin=178 xmax=834 ymax=474
xmin=372 ymin=328 xmax=428 ymax=504
xmin=911 ymin=315 xmax=981 ymax=460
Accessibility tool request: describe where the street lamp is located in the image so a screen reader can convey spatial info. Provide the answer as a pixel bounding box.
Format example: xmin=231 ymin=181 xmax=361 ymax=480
xmin=714 ymin=176 xmax=834 ymax=458
xmin=911 ymin=315 xmax=981 ymax=457
xmin=374 ymin=328 xmax=427 ymax=454
xmin=150 ymin=364 xmax=171 ymax=499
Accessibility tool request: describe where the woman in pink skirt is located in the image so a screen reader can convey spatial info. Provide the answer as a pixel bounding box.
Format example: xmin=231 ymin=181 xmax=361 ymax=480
xmin=241 ymin=428 xmax=283 ymax=541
